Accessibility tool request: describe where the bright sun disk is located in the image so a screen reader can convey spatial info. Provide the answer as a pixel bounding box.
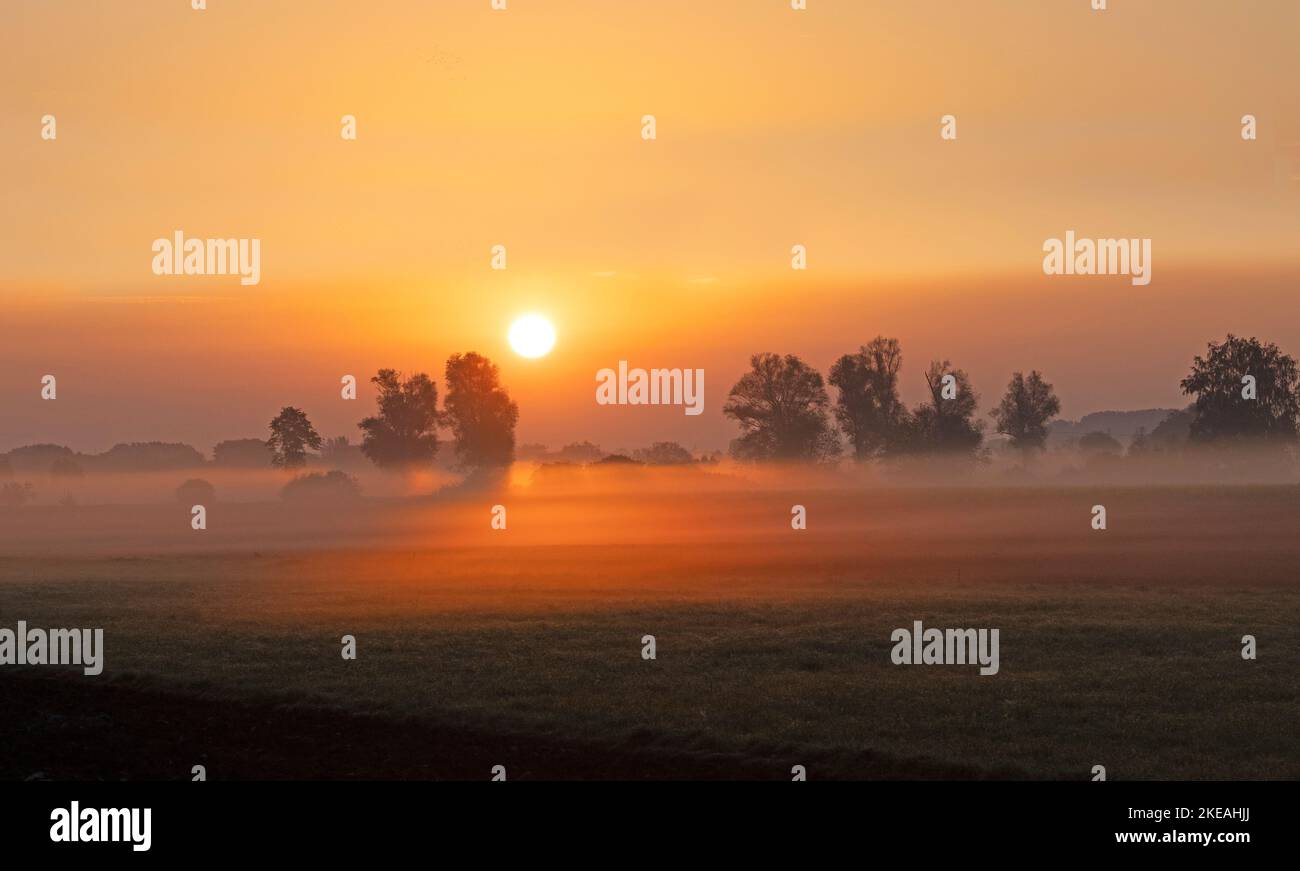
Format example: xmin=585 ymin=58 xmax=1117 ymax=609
xmin=508 ymin=314 xmax=556 ymax=358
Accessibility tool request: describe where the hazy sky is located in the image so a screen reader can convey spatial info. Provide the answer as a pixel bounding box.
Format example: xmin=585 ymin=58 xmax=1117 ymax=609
xmin=4 ymin=0 xmax=1299 ymax=453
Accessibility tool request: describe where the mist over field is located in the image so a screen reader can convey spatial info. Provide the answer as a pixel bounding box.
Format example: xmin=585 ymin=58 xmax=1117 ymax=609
xmin=3 ymin=466 xmax=1298 ymax=780
xmin=2 ymin=446 xmax=1298 ymax=554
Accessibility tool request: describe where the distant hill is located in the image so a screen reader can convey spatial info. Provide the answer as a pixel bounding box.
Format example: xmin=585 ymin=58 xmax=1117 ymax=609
xmin=1049 ymin=409 xmax=1180 ymax=445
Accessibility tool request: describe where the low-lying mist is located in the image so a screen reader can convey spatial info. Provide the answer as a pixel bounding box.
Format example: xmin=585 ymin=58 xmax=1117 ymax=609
xmin=0 ymin=444 xmax=1297 ymax=561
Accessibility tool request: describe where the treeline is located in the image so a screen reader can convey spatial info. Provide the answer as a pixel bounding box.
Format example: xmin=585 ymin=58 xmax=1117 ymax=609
xmin=722 ymin=334 xmax=1300 ymax=462
xmin=0 ymin=352 xmax=522 ymax=481
xmin=5 ymin=334 xmax=1297 ymax=486
xmin=0 ymin=438 xmax=366 ymax=477
xmin=518 ymin=441 xmax=719 ymax=466
xmin=265 ymin=352 xmax=520 ymax=472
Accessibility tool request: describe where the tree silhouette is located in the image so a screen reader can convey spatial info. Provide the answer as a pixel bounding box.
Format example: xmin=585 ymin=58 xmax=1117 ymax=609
xmin=319 ymin=436 xmax=366 ymax=469
xmin=596 ymin=453 xmax=640 ymax=465
xmin=268 ymin=406 xmax=322 ymax=469
xmin=1147 ymin=407 xmax=1192 ymax=451
xmin=5 ymin=444 xmax=75 ymax=475
xmin=906 ymin=361 xmax=984 ymax=453
xmin=632 ymin=442 xmax=695 ymax=465
xmin=1127 ymin=427 xmax=1150 ymax=456
xmin=358 ymin=370 xmax=440 ymax=469
xmin=1078 ymin=431 xmax=1122 ymax=456
xmin=94 ymin=442 xmax=205 ymax=471
xmin=724 ymin=353 xmax=840 ymax=461
xmin=176 ymin=478 xmax=216 ymax=504
xmin=1180 ymin=335 xmax=1300 ymax=442
xmin=281 ymin=470 xmax=361 ymax=503
xmin=212 ymin=438 xmax=272 ymax=468
xmin=829 ymin=337 xmax=908 ymax=459
xmin=443 ymin=353 xmax=519 ymax=469
xmin=558 ymin=441 xmax=604 ymax=463
xmin=991 ymin=371 xmax=1060 ymax=452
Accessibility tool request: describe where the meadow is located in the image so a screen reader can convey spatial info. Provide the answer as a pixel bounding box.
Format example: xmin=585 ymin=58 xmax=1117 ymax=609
xmin=1 ymin=475 xmax=1297 ymax=780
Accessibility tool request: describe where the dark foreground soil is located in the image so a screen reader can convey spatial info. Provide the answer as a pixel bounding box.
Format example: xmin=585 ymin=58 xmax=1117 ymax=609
xmin=1 ymin=671 xmax=1013 ymax=781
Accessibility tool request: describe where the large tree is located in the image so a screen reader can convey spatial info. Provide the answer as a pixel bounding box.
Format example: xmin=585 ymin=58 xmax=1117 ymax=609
xmin=724 ymin=353 xmax=840 ymax=461
xmin=906 ymin=361 xmax=984 ymax=454
xmin=990 ymin=371 xmax=1060 ymax=452
xmin=1180 ymin=335 xmax=1300 ymax=442
xmin=443 ymin=352 xmax=519 ymax=469
xmin=828 ymin=337 xmax=909 ymax=459
xmin=268 ymin=406 xmax=322 ymax=469
xmin=358 ymin=369 xmax=440 ymax=468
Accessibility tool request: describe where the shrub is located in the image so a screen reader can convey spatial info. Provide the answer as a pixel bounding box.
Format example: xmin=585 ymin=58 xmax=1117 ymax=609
xmin=281 ymin=470 xmax=361 ymax=503
xmin=631 ymin=442 xmax=695 ymax=465
xmin=1078 ymin=431 xmax=1122 ymax=457
xmin=176 ymin=478 xmax=217 ymax=504
xmin=595 ymin=454 xmax=641 ymax=465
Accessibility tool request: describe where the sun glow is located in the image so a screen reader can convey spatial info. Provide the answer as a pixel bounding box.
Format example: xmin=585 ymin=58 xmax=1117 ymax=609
xmin=508 ymin=314 xmax=556 ymax=358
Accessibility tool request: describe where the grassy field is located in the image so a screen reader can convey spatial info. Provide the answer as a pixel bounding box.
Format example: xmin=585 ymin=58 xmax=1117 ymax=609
xmin=2 ymin=481 xmax=1297 ymax=780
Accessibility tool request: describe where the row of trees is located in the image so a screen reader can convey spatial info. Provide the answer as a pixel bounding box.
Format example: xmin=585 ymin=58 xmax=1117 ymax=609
xmin=723 ymin=338 xmax=1059 ymax=462
xmin=268 ymin=352 xmax=519 ymax=471
xmin=14 ymin=335 xmax=1284 ymax=477
xmin=722 ymin=335 xmax=1300 ymax=462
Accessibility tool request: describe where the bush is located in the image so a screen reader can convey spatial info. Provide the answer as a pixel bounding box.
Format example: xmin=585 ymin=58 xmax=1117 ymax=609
xmin=319 ymin=436 xmax=363 ymax=467
xmin=281 ymin=470 xmax=361 ymax=503
xmin=1078 ymin=431 xmax=1122 ymax=456
xmin=176 ymin=478 xmax=217 ymax=505
xmin=595 ymin=454 xmax=641 ymax=465
xmin=632 ymin=442 xmax=695 ymax=465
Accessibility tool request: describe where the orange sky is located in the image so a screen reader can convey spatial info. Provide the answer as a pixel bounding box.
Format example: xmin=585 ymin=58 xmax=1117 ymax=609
xmin=3 ymin=1 xmax=1299 ymax=453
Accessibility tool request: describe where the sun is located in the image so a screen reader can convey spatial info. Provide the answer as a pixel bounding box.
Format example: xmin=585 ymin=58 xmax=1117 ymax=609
xmin=508 ymin=314 xmax=556 ymax=358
